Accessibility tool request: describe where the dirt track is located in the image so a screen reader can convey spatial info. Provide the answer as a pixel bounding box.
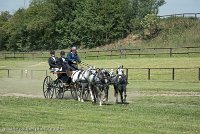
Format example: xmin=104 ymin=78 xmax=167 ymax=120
xmin=1 ymin=91 xmax=200 ymax=100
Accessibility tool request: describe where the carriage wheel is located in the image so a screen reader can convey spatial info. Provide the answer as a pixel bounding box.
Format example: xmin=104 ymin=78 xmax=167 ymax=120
xmin=43 ymin=76 xmax=54 ymax=99
xmin=54 ymin=79 xmax=64 ymax=99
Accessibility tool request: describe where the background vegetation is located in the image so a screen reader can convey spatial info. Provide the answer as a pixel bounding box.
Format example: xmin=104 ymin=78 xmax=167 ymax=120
xmin=0 ymin=0 xmax=165 ymax=51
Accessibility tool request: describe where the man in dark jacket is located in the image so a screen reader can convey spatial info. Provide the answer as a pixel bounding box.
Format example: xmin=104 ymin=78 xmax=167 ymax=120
xmin=67 ymin=46 xmax=81 ymax=71
xmin=58 ymin=51 xmax=70 ymax=83
xmin=48 ymin=50 xmax=59 ymax=72
xmin=58 ymin=51 xmax=69 ymax=72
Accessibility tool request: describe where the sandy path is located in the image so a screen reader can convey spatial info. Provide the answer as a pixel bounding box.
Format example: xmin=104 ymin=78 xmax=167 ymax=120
xmin=1 ymin=91 xmax=200 ymax=100
xmin=0 ymin=93 xmax=43 ymax=98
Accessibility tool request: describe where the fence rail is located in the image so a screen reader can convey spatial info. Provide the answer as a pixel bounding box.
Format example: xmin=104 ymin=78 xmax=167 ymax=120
xmin=159 ymin=13 xmax=200 ymax=19
xmin=1 ymin=46 xmax=200 ymax=60
xmin=1 ymin=68 xmax=200 ymax=82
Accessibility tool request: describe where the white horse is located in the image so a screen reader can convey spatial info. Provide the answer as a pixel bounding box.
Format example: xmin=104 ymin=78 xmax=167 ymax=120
xmin=71 ymin=67 xmax=95 ymax=102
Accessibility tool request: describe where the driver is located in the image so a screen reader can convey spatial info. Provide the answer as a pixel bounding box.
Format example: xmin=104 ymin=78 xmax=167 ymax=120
xmin=67 ymin=46 xmax=81 ymax=71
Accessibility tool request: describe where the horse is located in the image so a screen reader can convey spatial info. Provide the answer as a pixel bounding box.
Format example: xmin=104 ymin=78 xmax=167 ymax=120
xmin=71 ymin=67 xmax=94 ymax=102
xmin=114 ymin=74 xmax=127 ymax=103
xmin=88 ymin=68 xmax=110 ymax=106
xmin=111 ymin=66 xmax=127 ymax=104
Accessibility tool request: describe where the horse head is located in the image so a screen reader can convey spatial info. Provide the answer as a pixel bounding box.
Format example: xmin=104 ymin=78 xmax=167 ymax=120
xmin=97 ymin=69 xmax=110 ymax=84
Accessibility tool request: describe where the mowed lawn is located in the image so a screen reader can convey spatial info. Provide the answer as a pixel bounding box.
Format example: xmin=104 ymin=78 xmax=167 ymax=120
xmin=0 ymin=57 xmax=200 ymax=133
xmin=0 ymin=96 xmax=199 ymax=134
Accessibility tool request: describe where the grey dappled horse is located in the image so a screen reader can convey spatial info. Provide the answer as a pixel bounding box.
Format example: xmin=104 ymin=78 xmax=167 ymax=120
xmin=89 ymin=68 xmax=110 ymax=106
xmin=111 ymin=67 xmax=127 ymax=103
xmin=72 ymin=67 xmax=94 ymax=102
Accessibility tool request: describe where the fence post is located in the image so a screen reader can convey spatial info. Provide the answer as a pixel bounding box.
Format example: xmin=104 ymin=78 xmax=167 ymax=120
xmin=7 ymin=69 xmax=10 ymax=78
xmin=21 ymin=69 xmax=23 ymax=78
xmin=139 ymin=49 xmax=141 ymax=57
xmin=172 ymin=68 xmax=175 ymax=80
xmin=148 ymin=68 xmax=151 ymax=80
xmin=199 ymin=68 xmax=200 ymax=81
xmin=170 ymin=48 xmax=172 ymax=57
xmin=126 ymin=68 xmax=128 ymax=83
xmin=23 ymin=53 xmax=25 ymax=60
xmin=31 ymin=70 xmax=33 ymax=79
xmin=110 ymin=50 xmax=112 ymax=59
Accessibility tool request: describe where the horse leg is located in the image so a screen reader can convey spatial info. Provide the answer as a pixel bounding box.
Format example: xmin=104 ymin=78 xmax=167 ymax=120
xmin=99 ymin=90 xmax=102 ymax=106
xmin=123 ymin=85 xmax=127 ymax=102
xmin=89 ymin=84 xmax=94 ymax=102
xmin=120 ymin=89 xmax=123 ymax=104
xmin=114 ymin=85 xmax=118 ymax=103
xmin=118 ymin=85 xmax=123 ymax=104
xmin=80 ymin=84 xmax=85 ymax=102
xmin=103 ymin=86 xmax=108 ymax=102
xmin=77 ymin=83 xmax=81 ymax=101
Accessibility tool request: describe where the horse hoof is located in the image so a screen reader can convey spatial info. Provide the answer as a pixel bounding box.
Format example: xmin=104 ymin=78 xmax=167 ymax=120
xmin=103 ymin=98 xmax=108 ymax=102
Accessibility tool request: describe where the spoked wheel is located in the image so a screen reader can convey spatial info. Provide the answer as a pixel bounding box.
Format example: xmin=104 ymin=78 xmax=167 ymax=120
xmin=71 ymin=83 xmax=78 ymax=100
xmin=43 ymin=76 xmax=54 ymax=99
xmin=54 ymin=79 xmax=64 ymax=99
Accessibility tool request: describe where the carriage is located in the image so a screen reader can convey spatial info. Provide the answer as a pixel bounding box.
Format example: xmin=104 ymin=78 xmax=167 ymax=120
xmin=42 ymin=71 xmax=78 ymax=100
xmin=42 ymin=65 xmax=128 ymax=105
xmin=42 ymin=70 xmax=91 ymax=100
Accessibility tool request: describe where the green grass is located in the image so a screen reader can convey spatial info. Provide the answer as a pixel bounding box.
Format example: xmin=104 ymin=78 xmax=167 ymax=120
xmin=0 ymin=57 xmax=200 ymax=133
xmin=0 ymin=96 xmax=199 ymax=134
xmin=1 ymin=57 xmax=200 ymax=81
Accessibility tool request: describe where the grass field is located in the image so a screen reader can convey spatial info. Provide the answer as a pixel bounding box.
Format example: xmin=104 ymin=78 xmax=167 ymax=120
xmin=0 ymin=57 xmax=200 ymax=133
xmin=1 ymin=57 xmax=200 ymax=81
xmin=0 ymin=95 xmax=199 ymax=134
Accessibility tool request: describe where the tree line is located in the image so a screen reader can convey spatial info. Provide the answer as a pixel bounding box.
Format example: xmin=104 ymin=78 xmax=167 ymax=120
xmin=0 ymin=0 xmax=165 ymax=51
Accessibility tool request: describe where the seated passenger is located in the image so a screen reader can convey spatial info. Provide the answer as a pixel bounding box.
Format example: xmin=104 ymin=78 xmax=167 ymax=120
xmin=48 ymin=50 xmax=59 ymax=72
xmin=58 ymin=51 xmax=69 ymax=72
xmin=67 ymin=46 xmax=81 ymax=71
xmin=58 ymin=51 xmax=71 ymax=83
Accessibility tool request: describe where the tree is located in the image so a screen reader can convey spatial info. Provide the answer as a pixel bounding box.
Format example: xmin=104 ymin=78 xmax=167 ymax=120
xmin=0 ymin=11 xmax=11 ymax=50
xmin=1 ymin=0 xmax=165 ymax=51
xmin=141 ymin=13 xmax=159 ymax=39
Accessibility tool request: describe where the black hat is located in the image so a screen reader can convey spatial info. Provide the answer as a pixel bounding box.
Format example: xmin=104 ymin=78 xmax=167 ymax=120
xmin=50 ymin=50 xmax=55 ymax=55
xmin=60 ymin=51 xmax=65 ymax=56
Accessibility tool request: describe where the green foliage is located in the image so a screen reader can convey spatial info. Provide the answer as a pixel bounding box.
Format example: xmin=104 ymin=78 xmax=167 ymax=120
xmin=157 ymin=17 xmax=199 ymax=47
xmin=0 ymin=0 xmax=165 ymax=51
xmin=0 ymin=11 xmax=11 ymax=50
xmin=141 ymin=13 xmax=159 ymax=39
